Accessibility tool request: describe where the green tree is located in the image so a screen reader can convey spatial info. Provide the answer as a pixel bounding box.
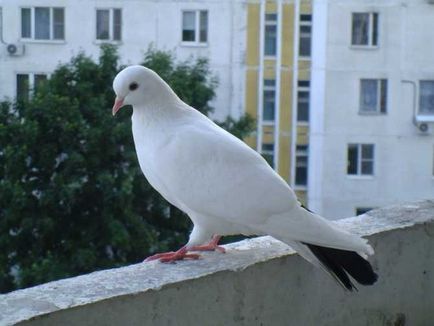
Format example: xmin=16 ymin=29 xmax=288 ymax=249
xmin=0 ymin=45 xmax=254 ymax=293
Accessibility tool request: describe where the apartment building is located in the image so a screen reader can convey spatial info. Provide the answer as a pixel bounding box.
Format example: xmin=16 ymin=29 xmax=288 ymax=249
xmin=0 ymin=0 xmax=313 ymax=204
xmin=244 ymin=0 xmax=312 ymax=204
xmin=310 ymin=0 xmax=434 ymax=218
xmin=0 ymin=0 xmax=246 ymax=121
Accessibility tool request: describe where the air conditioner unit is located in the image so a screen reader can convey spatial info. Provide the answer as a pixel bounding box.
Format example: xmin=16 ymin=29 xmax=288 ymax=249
xmin=414 ymin=114 xmax=434 ymax=134
xmin=6 ymin=43 xmax=25 ymax=56
xmin=416 ymin=122 xmax=431 ymax=134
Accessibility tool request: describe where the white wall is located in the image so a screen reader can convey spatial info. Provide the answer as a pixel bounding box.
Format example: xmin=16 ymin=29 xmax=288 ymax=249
xmin=0 ymin=0 xmax=247 ymax=121
xmin=310 ymin=0 xmax=434 ymax=219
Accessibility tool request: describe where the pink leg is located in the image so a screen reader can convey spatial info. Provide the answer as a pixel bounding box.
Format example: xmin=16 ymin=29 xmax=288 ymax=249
xmin=144 ymin=246 xmax=201 ymax=263
xmin=189 ymin=235 xmax=226 ymax=253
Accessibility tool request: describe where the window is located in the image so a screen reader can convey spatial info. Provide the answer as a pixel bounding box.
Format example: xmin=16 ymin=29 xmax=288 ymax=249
xmin=347 ymin=144 xmax=374 ymax=176
xmin=16 ymin=74 xmax=29 ymax=101
xmin=34 ymin=74 xmax=48 ymax=91
xmin=21 ymin=7 xmax=64 ymax=40
xmin=295 ymin=145 xmax=308 ymax=186
xmin=96 ymin=9 xmax=122 ymax=41
xmin=419 ymin=81 xmax=434 ymax=115
xmin=355 ymin=207 xmax=373 ymax=215
xmin=16 ymin=73 xmax=48 ymax=100
xmin=297 ymin=80 xmax=310 ymax=122
xmin=263 ymin=79 xmax=276 ymax=122
xmin=182 ymin=10 xmax=208 ymax=44
xmin=351 ymin=12 xmax=378 ymax=46
xmin=264 ymin=13 xmax=277 ymax=56
xmin=360 ymin=79 xmax=387 ymax=114
xmin=261 ymin=143 xmax=274 ymax=168
xmin=299 ymin=14 xmax=312 ymax=57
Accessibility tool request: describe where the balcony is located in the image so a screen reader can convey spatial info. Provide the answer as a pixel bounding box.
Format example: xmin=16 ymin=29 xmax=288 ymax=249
xmin=1 ymin=200 xmax=433 ymax=325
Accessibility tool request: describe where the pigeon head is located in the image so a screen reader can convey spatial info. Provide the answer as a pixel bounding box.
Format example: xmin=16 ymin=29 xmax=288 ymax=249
xmin=112 ymin=65 xmax=176 ymax=116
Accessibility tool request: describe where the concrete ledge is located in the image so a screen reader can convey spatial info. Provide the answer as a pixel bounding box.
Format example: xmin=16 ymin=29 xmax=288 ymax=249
xmin=1 ymin=200 xmax=434 ymax=326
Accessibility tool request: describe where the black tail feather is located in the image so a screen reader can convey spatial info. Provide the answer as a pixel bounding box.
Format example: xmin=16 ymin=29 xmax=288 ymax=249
xmin=304 ymin=243 xmax=378 ymax=291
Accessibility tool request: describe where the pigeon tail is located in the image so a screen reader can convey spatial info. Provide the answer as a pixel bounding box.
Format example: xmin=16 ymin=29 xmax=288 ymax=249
xmin=255 ymin=205 xmax=378 ymax=289
xmin=303 ymin=243 xmax=378 ymax=291
xmin=258 ymin=206 xmax=375 ymax=256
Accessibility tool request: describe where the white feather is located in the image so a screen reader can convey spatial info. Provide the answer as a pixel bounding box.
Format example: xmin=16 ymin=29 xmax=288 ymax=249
xmin=113 ymin=66 xmax=375 ymax=257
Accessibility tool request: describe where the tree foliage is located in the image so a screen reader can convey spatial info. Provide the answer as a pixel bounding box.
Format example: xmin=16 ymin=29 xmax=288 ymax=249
xmin=0 ymin=45 xmax=254 ymax=293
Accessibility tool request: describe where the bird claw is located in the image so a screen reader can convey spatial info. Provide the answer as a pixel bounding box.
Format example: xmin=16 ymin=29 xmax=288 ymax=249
xmin=189 ymin=235 xmax=225 ymax=253
xmin=160 ymin=252 xmax=201 ymax=263
xmin=144 ymin=247 xmax=201 ymax=263
xmin=144 ymin=251 xmax=176 ymax=262
xmin=189 ymin=244 xmax=226 ymax=253
xmin=144 ymin=236 xmax=224 ymax=263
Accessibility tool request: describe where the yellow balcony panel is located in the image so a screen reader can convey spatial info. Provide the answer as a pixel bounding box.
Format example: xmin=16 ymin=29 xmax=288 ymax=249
xmin=298 ymin=69 xmax=311 ymax=81
xmin=262 ymin=125 xmax=275 ymax=146
xmin=279 ymin=71 xmax=293 ymax=135
xmin=246 ymin=4 xmax=260 ymax=66
xmin=265 ymin=1 xmax=277 ymax=13
xmin=298 ymin=60 xmax=311 ymax=72
xmin=262 ymin=133 xmax=275 ymax=144
xmin=263 ymin=67 xmax=276 ymax=80
xmin=295 ymin=190 xmax=307 ymax=206
xmin=245 ymin=134 xmax=257 ymax=149
xmin=300 ymin=1 xmax=312 ymax=14
xmin=263 ymin=124 xmax=274 ymax=134
xmin=296 ymin=125 xmax=309 ymax=144
xmin=264 ymin=58 xmax=277 ymax=67
xmin=278 ymin=134 xmax=291 ymax=181
xmin=245 ymin=69 xmax=259 ymax=119
xmin=281 ymin=3 xmax=295 ymax=67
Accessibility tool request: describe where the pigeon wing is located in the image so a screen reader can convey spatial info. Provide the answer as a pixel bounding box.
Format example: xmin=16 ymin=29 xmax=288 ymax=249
xmin=150 ymin=113 xmax=373 ymax=253
xmin=153 ymin=119 xmax=297 ymax=220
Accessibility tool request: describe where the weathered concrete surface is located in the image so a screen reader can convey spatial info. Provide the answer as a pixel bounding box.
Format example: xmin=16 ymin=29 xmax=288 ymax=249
xmin=1 ymin=200 xmax=434 ymax=326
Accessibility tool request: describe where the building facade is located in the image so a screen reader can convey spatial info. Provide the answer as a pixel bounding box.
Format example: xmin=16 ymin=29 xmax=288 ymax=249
xmin=2 ymin=0 xmax=433 ymax=219
xmin=244 ymin=0 xmax=312 ymax=204
xmin=0 ymin=0 xmax=313 ymax=204
xmin=310 ymin=0 xmax=434 ymax=219
xmin=0 ymin=0 xmax=246 ymax=122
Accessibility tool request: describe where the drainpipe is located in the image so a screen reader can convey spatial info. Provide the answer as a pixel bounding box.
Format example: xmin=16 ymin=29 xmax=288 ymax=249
xmin=0 ymin=7 xmax=7 ymax=44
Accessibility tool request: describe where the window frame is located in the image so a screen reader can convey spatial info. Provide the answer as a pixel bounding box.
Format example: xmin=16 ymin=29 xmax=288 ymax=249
xmin=261 ymin=143 xmax=275 ymax=168
xmin=16 ymin=72 xmax=49 ymax=101
xmin=359 ymin=78 xmax=387 ymax=115
xmin=264 ymin=13 xmax=278 ymax=57
xmin=299 ymin=14 xmax=312 ymax=59
xmin=20 ymin=7 xmax=65 ymax=42
xmin=297 ymin=80 xmax=310 ymax=124
xmin=418 ymin=80 xmax=434 ymax=117
xmin=95 ymin=8 xmax=122 ymax=42
xmin=295 ymin=145 xmax=309 ymax=188
xmin=351 ymin=12 xmax=379 ymax=48
xmin=181 ymin=10 xmax=208 ymax=47
xmin=262 ymin=79 xmax=276 ymax=124
xmin=347 ymin=143 xmax=375 ymax=177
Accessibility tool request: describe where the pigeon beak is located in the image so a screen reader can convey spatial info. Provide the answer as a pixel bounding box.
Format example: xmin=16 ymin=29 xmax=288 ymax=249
xmin=112 ymin=97 xmax=125 ymax=116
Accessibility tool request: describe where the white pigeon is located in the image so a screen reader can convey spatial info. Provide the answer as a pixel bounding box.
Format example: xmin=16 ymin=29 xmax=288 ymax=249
xmin=112 ymin=65 xmax=378 ymax=290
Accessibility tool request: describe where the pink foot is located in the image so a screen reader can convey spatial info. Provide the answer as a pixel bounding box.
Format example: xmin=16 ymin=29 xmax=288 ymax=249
xmin=189 ymin=235 xmax=226 ymax=253
xmin=144 ymin=246 xmax=201 ymax=263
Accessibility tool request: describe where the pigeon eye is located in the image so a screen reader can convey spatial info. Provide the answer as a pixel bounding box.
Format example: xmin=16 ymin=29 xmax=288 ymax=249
xmin=129 ymin=82 xmax=139 ymax=91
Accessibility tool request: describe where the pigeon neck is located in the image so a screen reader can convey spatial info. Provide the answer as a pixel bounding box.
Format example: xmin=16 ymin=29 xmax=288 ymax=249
xmin=132 ymin=96 xmax=185 ymax=125
xmin=146 ymin=80 xmax=182 ymax=108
